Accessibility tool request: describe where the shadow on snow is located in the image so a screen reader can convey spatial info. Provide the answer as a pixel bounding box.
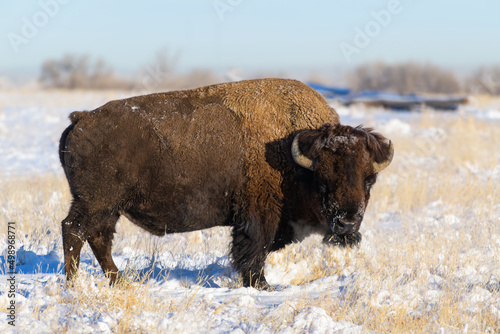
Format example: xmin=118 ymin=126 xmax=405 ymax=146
xmin=0 ymin=247 xmax=234 ymax=289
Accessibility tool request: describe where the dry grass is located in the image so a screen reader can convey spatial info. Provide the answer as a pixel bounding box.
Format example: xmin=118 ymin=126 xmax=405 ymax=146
xmin=469 ymin=94 xmax=500 ymax=110
xmin=1 ymin=109 xmax=499 ymax=333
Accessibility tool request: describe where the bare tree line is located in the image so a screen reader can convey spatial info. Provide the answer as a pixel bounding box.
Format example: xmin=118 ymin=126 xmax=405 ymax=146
xmin=38 ymin=53 xmax=500 ymax=95
xmin=347 ymin=61 xmax=500 ymax=95
xmin=39 ymin=54 xmax=133 ymax=90
xmin=346 ymin=61 xmax=461 ymax=94
xmin=39 ymin=51 xmax=222 ymax=91
xmin=467 ymin=66 xmax=500 ymax=95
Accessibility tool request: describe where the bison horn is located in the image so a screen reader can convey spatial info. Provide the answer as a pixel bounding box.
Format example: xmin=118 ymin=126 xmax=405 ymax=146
xmin=291 ymin=134 xmax=315 ymax=171
xmin=373 ymin=141 xmax=394 ymax=173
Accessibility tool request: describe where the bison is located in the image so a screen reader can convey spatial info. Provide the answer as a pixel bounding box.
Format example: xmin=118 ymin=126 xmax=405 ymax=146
xmin=59 ymin=78 xmax=393 ymax=289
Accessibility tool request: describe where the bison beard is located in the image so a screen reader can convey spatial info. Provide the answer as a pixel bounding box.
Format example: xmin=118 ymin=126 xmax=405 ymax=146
xmin=59 ymin=78 xmax=393 ymax=289
xmin=323 ymin=232 xmax=362 ymax=248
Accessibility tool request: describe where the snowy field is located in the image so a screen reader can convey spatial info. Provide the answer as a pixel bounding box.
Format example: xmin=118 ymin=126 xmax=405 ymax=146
xmin=0 ymin=89 xmax=499 ymax=333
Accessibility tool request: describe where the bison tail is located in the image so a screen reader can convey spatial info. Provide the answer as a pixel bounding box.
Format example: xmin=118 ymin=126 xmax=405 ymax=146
xmin=59 ymin=122 xmax=75 ymax=167
xmin=60 ymin=111 xmax=86 ymax=166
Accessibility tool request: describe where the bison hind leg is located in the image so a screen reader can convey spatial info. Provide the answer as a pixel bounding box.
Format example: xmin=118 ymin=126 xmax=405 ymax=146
xmin=62 ymin=203 xmax=87 ymax=283
xmin=86 ymin=212 xmax=121 ymax=285
xmin=62 ymin=201 xmax=122 ymax=285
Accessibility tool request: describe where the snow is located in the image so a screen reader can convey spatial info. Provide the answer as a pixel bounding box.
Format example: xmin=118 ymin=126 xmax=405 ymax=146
xmin=289 ymin=307 xmax=359 ymax=334
xmin=0 ymin=91 xmax=499 ymax=333
xmin=380 ymin=118 xmax=411 ymax=136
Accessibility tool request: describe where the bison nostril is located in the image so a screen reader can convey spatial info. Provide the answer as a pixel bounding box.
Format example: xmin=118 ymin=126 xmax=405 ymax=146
xmin=333 ymin=222 xmax=344 ymax=233
xmin=329 ymin=212 xmax=363 ymax=235
xmin=331 ymin=219 xmax=358 ymax=235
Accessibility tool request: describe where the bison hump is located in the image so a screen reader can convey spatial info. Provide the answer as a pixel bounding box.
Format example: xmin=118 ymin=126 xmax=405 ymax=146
xmin=69 ymin=111 xmax=87 ymax=123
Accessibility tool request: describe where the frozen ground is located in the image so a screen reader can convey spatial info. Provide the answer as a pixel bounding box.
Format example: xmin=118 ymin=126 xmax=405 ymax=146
xmin=0 ymin=90 xmax=499 ymax=333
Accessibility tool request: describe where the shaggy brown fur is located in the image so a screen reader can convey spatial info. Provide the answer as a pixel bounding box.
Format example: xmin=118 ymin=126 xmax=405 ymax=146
xmin=59 ymin=78 xmax=392 ymax=289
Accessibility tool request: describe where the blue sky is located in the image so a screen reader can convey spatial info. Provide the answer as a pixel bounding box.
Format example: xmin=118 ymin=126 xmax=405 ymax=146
xmin=1 ymin=0 xmax=499 ymax=78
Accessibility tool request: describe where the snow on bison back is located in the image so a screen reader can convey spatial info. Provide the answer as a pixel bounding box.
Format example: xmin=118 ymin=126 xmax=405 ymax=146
xmin=59 ymin=78 xmax=393 ymax=289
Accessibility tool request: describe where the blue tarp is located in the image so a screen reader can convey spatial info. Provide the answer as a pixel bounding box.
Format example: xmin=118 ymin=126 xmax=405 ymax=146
xmin=337 ymin=90 xmax=468 ymax=110
xmin=307 ymin=82 xmax=350 ymax=98
xmin=308 ymin=83 xmax=468 ymax=111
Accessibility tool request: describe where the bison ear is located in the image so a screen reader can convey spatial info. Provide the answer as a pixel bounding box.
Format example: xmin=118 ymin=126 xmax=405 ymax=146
xmin=373 ymin=140 xmax=394 ymax=173
xmin=291 ymin=124 xmax=336 ymax=171
xmin=291 ymin=133 xmax=317 ymax=171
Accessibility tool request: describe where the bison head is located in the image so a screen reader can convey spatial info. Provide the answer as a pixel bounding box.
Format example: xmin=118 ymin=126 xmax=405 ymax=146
xmin=292 ymin=123 xmax=393 ymax=247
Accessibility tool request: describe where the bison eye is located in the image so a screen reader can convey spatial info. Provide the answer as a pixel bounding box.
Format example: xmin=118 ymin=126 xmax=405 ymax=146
xmin=365 ymin=174 xmax=377 ymax=191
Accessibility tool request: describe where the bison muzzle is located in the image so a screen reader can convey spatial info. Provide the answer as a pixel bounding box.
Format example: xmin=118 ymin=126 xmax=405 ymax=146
xmin=59 ymin=78 xmax=393 ymax=289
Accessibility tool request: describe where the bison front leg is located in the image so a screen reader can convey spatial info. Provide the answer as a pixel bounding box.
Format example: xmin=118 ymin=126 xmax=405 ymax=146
xmin=231 ymin=211 xmax=278 ymax=290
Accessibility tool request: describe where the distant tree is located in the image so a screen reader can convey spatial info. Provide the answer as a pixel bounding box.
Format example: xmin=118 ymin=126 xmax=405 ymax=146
xmin=347 ymin=62 xmax=461 ymax=94
xmin=136 ymin=48 xmax=221 ymax=91
xmin=468 ymin=65 xmax=500 ymax=95
xmin=180 ymin=69 xmax=221 ymax=89
xmin=137 ymin=48 xmax=180 ymax=91
xmin=39 ymin=54 xmax=131 ymax=89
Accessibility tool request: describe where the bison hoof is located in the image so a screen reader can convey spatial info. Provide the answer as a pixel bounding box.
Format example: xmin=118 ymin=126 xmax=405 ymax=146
xmin=323 ymin=232 xmax=362 ymax=248
xmin=106 ymin=271 xmax=125 ymax=287
xmin=65 ymin=277 xmax=78 ymax=288
xmin=253 ymin=281 xmax=272 ymax=291
xmin=243 ymin=278 xmax=271 ymax=290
